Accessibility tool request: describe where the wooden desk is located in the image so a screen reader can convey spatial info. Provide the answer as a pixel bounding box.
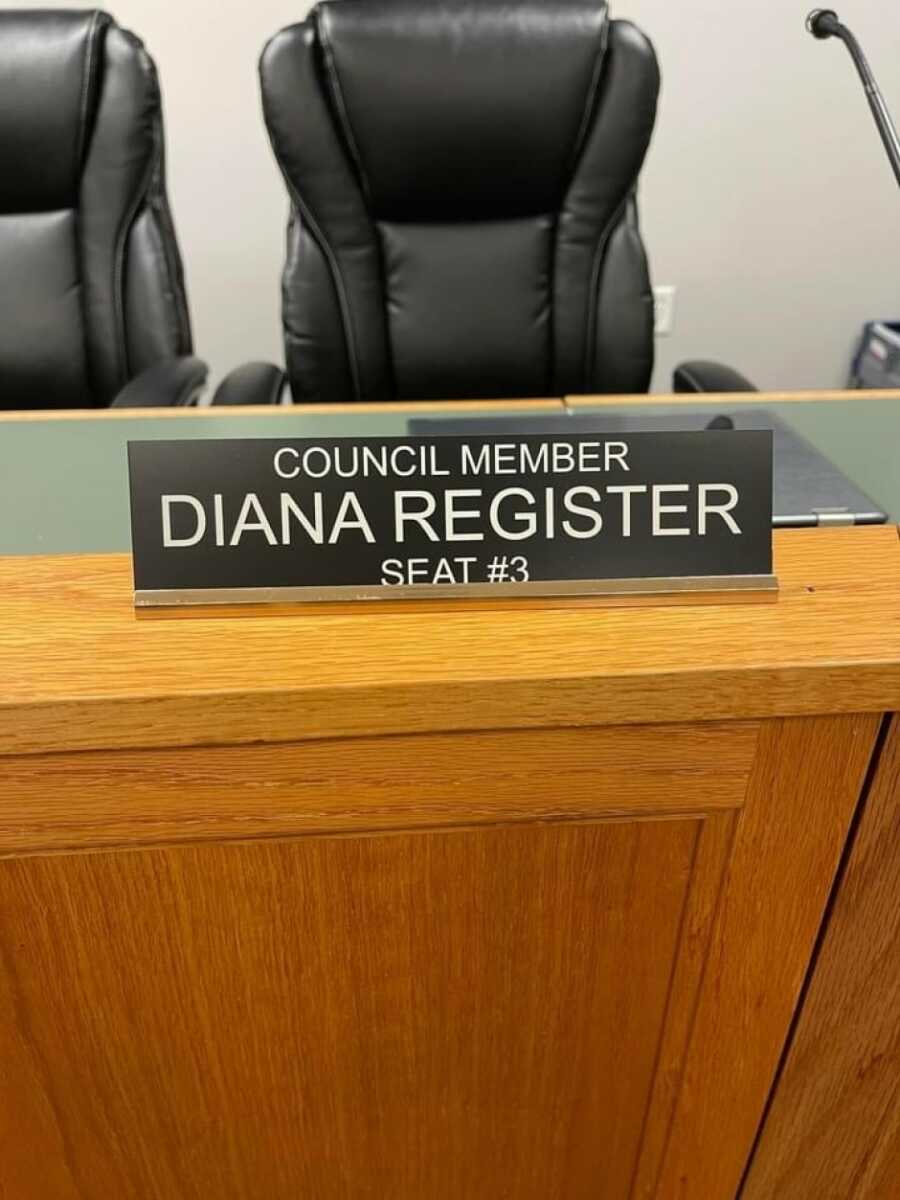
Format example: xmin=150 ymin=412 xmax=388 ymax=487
xmin=1 ymin=522 xmax=899 ymax=1199
xmin=565 ymin=388 xmax=900 ymax=406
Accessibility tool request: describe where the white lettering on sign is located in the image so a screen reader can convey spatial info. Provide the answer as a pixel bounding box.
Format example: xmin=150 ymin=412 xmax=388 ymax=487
xmin=490 ymin=488 xmax=538 ymax=541
xmin=389 ymin=446 xmax=418 ymax=478
xmin=230 ymin=493 xmax=278 ymax=546
xmin=161 ymin=495 xmax=206 ymax=547
xmin=381 ymin=556 xmax=479 ymax=585
xmin=395 ymin=491 xmax=440 ymax=542
xmin=561 ymin=487 xmax=603 ymax=539
xmin=460 ymin=441 xmax=630 ymax=477
xmin=274 ymin=443 xmax=453 ymax=481
xmin=652 ymin=485 xmax=691 ymax=537
xmin=461 ymin=444 xmax=491 ymax=476
xmin=444 ymin=490 xmax=485 ymax=542
xmin=213 ymin=493 xmax=225 ymax=546
xmin=301 ymin=447 xmax=331 ymax=479
xmin=328 ymin=492 xmax=376 ymax=544
xmin=161 ymin=427 xmax=753 ymax=559
xmin=699 ymin=485 xmax=742 ymax=534
xmin=281 ymin=493 xmax=324 ymax=544
xmin=274 ymin=447 xmax=300 ymax=479
xmin=607 ymin=485 xmax=648 ymax=537
xmin=160 ymin=482 xmax=746 ymax=549
xmin=272 ymin=440 xmax=633 ymax=482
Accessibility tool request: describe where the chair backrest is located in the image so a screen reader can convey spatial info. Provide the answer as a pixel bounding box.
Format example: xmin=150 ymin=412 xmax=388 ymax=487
xmin=0 ymin=9 xmax=192 ymax=409
xmin=261 ymin=0 xmax=660 ymax=403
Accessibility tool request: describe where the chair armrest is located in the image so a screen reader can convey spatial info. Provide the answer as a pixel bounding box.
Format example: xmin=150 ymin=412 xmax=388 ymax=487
xmin=212 ymin=362 xmax=288 ymax=406
xmin=673 ymin=361 xmax=758 ymax=393
xmin=110 ymin=357 xmax=209 ymax=408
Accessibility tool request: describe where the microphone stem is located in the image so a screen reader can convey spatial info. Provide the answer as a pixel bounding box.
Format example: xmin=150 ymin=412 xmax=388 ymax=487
xmin=866 ymin=89 xmax=900 ymax=189
xmin=836 ymin=23 xmax=900 ymax=188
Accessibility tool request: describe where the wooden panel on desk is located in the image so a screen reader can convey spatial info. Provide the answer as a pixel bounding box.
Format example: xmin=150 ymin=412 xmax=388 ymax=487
xmin=0 ymin=721 xmax=759 ymax=857
xmin=743 ymin=715 xmax=900 ymax=1200
xmin=0 ymin=712 xmax=879 ymax=1200
xmin=0 ymin=819 xmax=701 ymax=1200
xmin=1 ymin=527 xmax=899 ymax=757
xmin=0 ymin=398 xmax=566 ymax=422
xmin=565 ymin=389 xmax=900 ymax=407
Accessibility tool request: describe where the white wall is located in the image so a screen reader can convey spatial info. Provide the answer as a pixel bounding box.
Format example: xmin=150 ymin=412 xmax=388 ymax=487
xmin=41 ymin=1 xmax=900 ymax=391
xmin=622 ymin=0 xmax=900 ymax=391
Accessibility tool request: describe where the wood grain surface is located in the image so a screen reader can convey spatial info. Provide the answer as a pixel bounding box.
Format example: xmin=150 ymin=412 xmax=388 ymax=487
xmin=1 ymin=528 xmax=898 ymax=756
xmin=643 ymin=712 xmax=882 ymax=1198
xmin=0 ymin=819 xmax=703 ymax=1199
xmin=0 ymin=398 xmax=565 ymax=422
xmin=743 ymin=715 xmax=900 ymax=1199
xmin=565 ymin=389 xmax=900 ymax=407
xmin=0 ymin=390 xmax=896 ymax=422
xmin=0 ymin=714 xmax=878 ymax=1199
xmin=625 ymin=811 xmax=739 ymax=1194
xmin=0 ymin=721 xmax=758 ymax=857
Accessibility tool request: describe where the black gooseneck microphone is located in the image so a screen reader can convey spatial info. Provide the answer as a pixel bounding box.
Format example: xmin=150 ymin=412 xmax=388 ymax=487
xmin=806 ymin=9 xmax=900 ymax=188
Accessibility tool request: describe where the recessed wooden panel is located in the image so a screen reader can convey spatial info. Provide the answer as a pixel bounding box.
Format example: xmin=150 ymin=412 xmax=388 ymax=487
xmin=0 ymin=819 xmax=705 ymax=1200
xmin=0 ymin=721 xmax=758 ymax=856
xmin=743 ymin=716 xmax=900 ymax=1200
xmin=0 ymin=714 xmax=881 ymax=1199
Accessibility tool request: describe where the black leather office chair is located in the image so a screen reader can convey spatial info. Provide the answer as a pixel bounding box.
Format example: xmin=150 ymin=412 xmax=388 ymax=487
xmin=0 ymin=10 xmax=206 ymax=410
xmin=218 ymin=0 xmax=755 ymax=406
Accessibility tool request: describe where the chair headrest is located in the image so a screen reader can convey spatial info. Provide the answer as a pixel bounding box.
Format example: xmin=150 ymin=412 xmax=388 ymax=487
xmin=312 ymin=0 xmax=610 ymax=220
xmin=0 ymin=9 xmax=111 ymax=214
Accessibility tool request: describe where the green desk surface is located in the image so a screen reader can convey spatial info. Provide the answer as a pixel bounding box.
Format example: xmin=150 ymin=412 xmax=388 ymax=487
xmin=0 ymin=396 xmax=897 ymax=555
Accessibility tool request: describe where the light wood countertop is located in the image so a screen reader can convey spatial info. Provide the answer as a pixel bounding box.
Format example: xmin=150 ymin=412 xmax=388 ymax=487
xmin=1 ymin=526 xmax=898 ymax=757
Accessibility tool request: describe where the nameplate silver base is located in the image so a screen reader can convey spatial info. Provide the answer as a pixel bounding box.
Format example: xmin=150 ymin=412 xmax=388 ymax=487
xmin=135 ymin=574 xmax=779 ymax=608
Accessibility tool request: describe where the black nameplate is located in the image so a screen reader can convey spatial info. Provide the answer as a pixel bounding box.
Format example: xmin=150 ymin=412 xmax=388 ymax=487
xmin=128 ymin=432 xmax=774 ymax=605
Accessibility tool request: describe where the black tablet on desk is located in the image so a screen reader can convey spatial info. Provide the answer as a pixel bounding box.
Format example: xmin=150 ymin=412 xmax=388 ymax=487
xmin=409 ymin=409 xmax=887 ymax=528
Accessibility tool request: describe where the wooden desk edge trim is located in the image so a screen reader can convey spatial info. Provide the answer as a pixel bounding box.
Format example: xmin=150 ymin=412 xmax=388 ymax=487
xmin=1 ymin=666 xmax=898 ymax=758
xmin=0 ymin=722 xmax=760 ymax=858
xmin=1 ymin=390 xmax=897 ymax=423
xmin=0 ymin=398 xmax=566 ymax=423
xmin=564 ymin=390 xmax=900 ymax=407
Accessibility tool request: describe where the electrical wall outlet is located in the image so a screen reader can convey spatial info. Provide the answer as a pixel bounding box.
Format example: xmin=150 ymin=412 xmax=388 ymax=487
xmin=653 ymin=285 xmax=677 ymax=337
